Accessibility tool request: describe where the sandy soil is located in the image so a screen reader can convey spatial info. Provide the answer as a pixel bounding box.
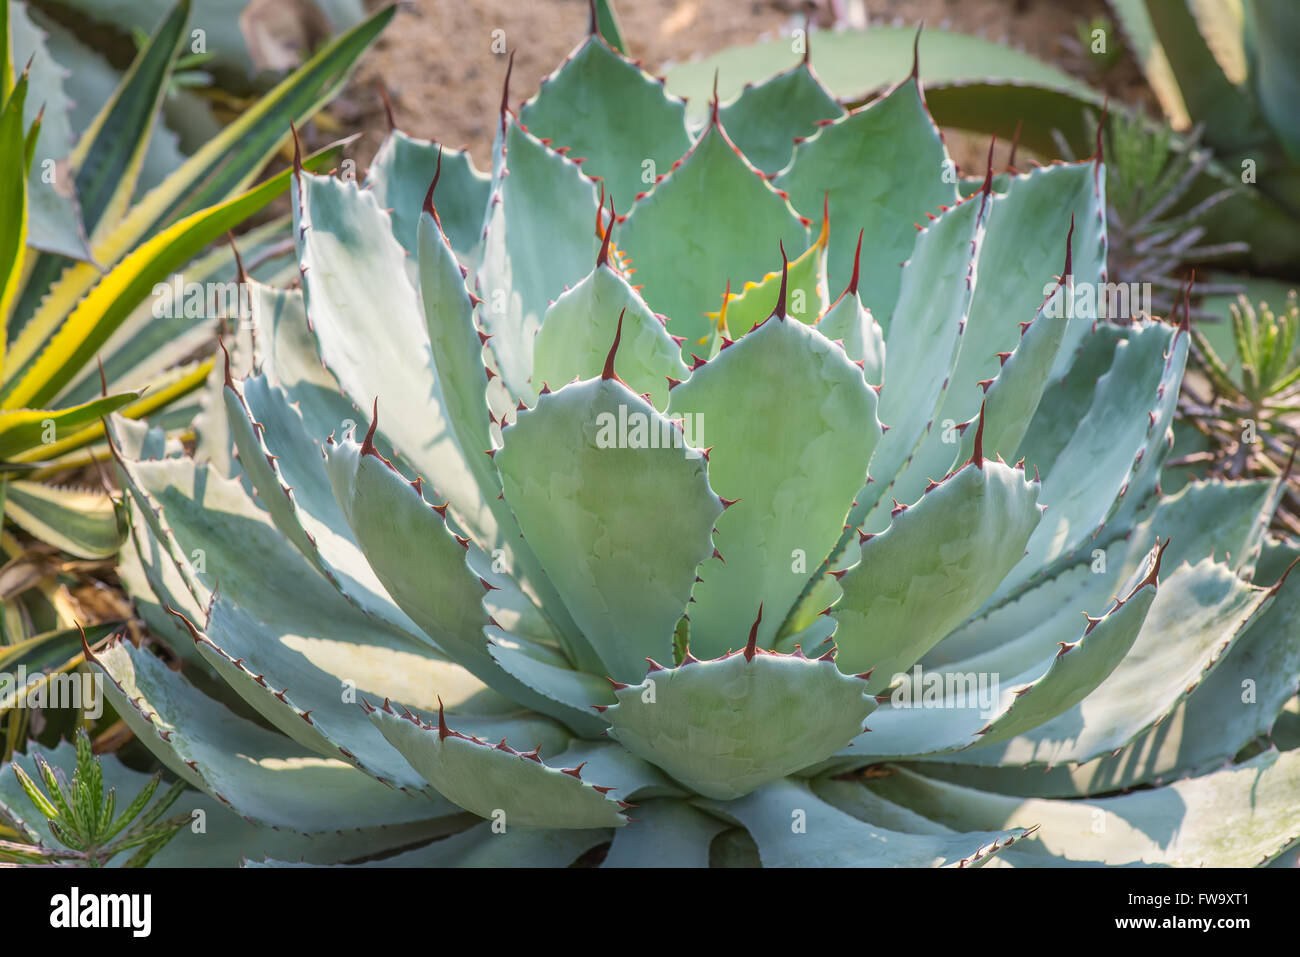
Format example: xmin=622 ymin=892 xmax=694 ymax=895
xmin=335 ymin=0 xmax=1152 ymax=174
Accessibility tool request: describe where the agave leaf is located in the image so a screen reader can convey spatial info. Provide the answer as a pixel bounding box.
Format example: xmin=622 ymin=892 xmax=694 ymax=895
xmin=369 ymin=705 xmax=629 ymax=829
xmin=293 ymin=169 xmax=491 ymax=543
xmin=0 ymin=391 xmax=137 ymax=460
xmin=111 ymin=453 xmax=499 ymax=785
xmin=695 ymin=777 xmax=1030 ymax=867
xmin=602 ymin=798 xmax=728 ymax=868
xmin=545 ymin=737 xmax=683 ymax=801
xmin=485 ymin=622 xmax=617 ymax=717
xmin=127 ymin=4 xmax=394 ymax=235
xmin=1 ymin=740 xmax=459 ymax=866
xmin=933 ymin=478 xmax=1277 ymax=672
xmin=1249 ymin=0 xmax=1300 ymax=162
xmin=709 ymin=218 xmax=828 ymax=336
xmin=776 ymin=76 xmax=955 ymax=320
xmin=667 ymin=25 xmax=1094 ymax=125
xmin=591 ymin=0 xmax=625 ymax=55
xmin=356 ymin=821 xmax=611 ymax=868
xmin=1 ymin=4 xmax=389 ymax=383
xmin=1 ymin=163 xmax=301 ymax=410
xmin=870 ymin=161 xmax=1106 ymax=527
xmin=70 ymin=0 xmax=189 ymax=243
xmin=938 ymin=557 xmax=1277 ymax=769
xmin=927 ymin=538 xmax=1300 ymax=799
xmin=668 ymin=314 xmax=881 ymax=654
xmin=953 ymin=271 xmax=1075 ymax=469
xmin=366 ymin=132 xmax=489 ymax=264
xmin=848 ymin=188 xmax=991 ymax=530
xmin=497 ymin=377 xmax=722 ymax=683
xmin=667 ymin=26 xmax=1110 ymax=162
xmin=1108 ymin=0 xmax=1192 ymax=128
xmin=1144 ymin=0 xmax=1264 ymax=157
xmin=816 ymin=256 xmax=884 ymax=382
xmin=417 ymin=200 xmax=592 ymax=662
xmin=225 ymin=373 xmax=421 ymax=635
xmin=3 ymin=480 xmax=125 ymax=559
xmin=115 ymin=496 xmax=210 ymax=670
xmin=477 ymin=118 xmax=601 ymax=400
xmin=868 ymin=750 xmax=1300 ymax=866
xmin=0 ymin=67 xmax=27 ymax=353
xmin=605 ymin=650 xmax=875 ymax=800
xmin=532 ymin=261 xmax=688 ymax=410
xmin=719 ymin=60 xmax=844 ymax=175
xmin=322 ymin=431 xmax=606 ymax=737
xmin=847 ymin=570 xmax=1156 ymax=764
xmin=91 ymin=638 xmax=459 ymax=831
xmin=241 ymin=282 xmax=366 ymax=470
xmin=58 ymin=215 xmax=293 ymax=407
xmin=0 ymin=621 xmax=113 ymax=676
xmin=518 ymin=33 xmax=691 ymax=211
xmin=6 ymin=2 xmax=87 ymax=262
xmin=834 ymin=458 xmax=1043 ymax=683
xmin=619 ymin=123 xmax=809 ymax=351
xmin=0 ymin=1 xmax=8 ymax=101
xmin=5 ymin=361 xmax=207 ymax=466
xmin=998 ymin=321 xmax=1187 ymax=598
xmin=811 ymin=777 xmax=954 ymax=835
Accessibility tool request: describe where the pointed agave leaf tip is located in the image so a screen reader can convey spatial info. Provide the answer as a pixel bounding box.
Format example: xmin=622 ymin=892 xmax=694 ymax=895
xmin=1129 ymin=537 xmax=1171 ymax=596
xmin=500 ymin=50 xmax=515 ymax=135
xmin=1061 ymin=213 xmax=1075 ymax=285
xmin=910 ymin=23 xmax=923 ymax=80
xmin=436 ymin=696 xmax=450 ymax=740
xmin=97 ymin=356 xmax=108 ymax=397
xmin=802 ymin=11 xmax=813 ymax=65
xmin=77 ymin=622 xmax=100 ymax=666
xmin=290 ymin=119 xmax=303 ymax=173
xmin=980 ymin=134 xmax=996 ymax=196
xmin=846 ymin=229 xmax=864 ymax=296
xmin=588 ymin=0 xmax=600 ymax=37
xmin=361 ymin=397 xmax=381 ymax=458
xmin=743 ymin=603 xmax=764 ymax=662
xmin=710 ymin=69 xmax=721 ymax=127
xmin=970 ymin=401 xmax=987 ymax=469
xmin=218 ymin=336 xmax=233 ymax=388
xmin=602 ymin=309 xmax=626 ymax=383
xmin=597 ymin=194 xmax=616 ymax=267
xmin=774 ymin=241 xmax=789 ymax=320
xmin=422 ymin=145 xmax=443 ymax=220
xmin=227 ymin=231 xmax=249 ymax=284
xmin=376 ymin=80 xmax=397 ymax=132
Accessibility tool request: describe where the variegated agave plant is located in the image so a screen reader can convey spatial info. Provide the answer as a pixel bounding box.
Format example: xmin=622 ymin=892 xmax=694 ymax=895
xmin=61 ymin=14 xmax=1300 ymax=868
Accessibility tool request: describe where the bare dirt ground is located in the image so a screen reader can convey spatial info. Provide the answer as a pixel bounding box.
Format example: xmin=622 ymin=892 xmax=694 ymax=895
xmin=333 ymin=0 xmax=1153 ymax=174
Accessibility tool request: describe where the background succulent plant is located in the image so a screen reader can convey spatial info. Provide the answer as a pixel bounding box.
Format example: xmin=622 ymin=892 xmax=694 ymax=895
xmin=5 ymin=7 xmax=1299 ymax=869
xmin=0 ymin=726 xmax=188 ymax=866
xmin=0 ymin=0 xmax=388 ymax=763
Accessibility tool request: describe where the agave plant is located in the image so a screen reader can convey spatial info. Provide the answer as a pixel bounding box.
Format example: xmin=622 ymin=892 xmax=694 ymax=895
xmin=1108 ymin=0 xmax=1300 ymax=230
xmin=0 ymin=0 xmax=388 ymax=631
xmin=0 ymin=0 xmax=389 ymax=769
xmin=0 ymin=726 xmax=188 ymax=867
xmin=1171 ymin=290 xmax=1300 ymax=532
xmin=24 ymin=9 xmax=1300 ymax=868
